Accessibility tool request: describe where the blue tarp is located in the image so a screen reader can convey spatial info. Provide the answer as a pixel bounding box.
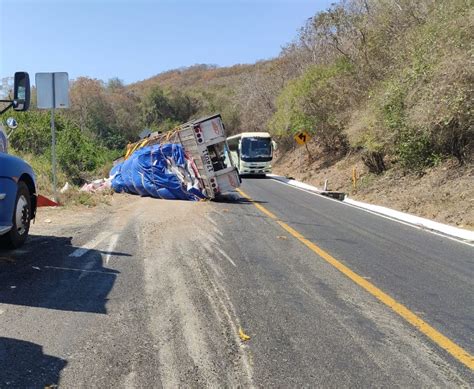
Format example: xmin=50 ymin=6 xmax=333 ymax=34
xmin=110 ymin=143 xmax=205 ymax=201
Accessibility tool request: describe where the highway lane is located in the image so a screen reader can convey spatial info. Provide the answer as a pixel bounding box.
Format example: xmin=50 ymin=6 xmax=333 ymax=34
xmin=235 ymin=178 xmax=474 ymax=366
xmin=238 ymin=177 xmax=474 ymax=356
xmin=0 ymin=187 xmax=472 ymax=387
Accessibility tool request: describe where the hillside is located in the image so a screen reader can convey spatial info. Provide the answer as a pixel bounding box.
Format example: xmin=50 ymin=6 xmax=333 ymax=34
xmin=127 ymin=0 xmax=473 ymax=228
xmin=2 ymin=0 xmax=472 ymax=226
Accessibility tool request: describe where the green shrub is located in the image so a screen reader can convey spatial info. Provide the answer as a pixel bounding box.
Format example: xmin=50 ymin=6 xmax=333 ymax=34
xmin=432 ymin=116 xmax=472 ymax=165
xmin=270 ymin=60 xmax=351 ymax=153
xmin=380 ymin=80 xmax=407 ymax=131
xmin=396 ymin=128 xmax=441 ymax=171
xmin=3 ymin=111 xmax=55 ymax=155
xmin=56 ymin=124 xmax=117 ymax=184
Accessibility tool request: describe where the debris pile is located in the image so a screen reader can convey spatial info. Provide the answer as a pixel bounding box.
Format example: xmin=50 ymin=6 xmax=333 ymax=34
xmin=79 ymin=179 xmax=111 ymax=193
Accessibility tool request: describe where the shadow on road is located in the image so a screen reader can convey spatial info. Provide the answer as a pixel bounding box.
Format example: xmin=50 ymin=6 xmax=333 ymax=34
xmin=239 ymin=174 xmax=270 ymax=179
xmin=214 ymin=192 xmax=267 ymax=204
xmin=0 ymin=337 xmax=67 ymax=388
xmin=0 ymin=234 xmax=130 ymax=314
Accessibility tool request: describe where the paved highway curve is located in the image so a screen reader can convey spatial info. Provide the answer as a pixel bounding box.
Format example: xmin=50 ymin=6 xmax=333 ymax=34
xmin=0 ymin=177 xmax=472 ymax=387
xmin=237 ymin=179 xmax=473 ymax=365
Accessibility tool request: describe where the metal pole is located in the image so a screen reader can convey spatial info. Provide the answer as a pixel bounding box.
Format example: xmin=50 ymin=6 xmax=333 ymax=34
xmin=51 ymin=74 xmax=57 ymax=198
xmin=305 ymin=141 xmax=312 ymax=161
xmin=51 ymin=108 xmax=56 ymax=197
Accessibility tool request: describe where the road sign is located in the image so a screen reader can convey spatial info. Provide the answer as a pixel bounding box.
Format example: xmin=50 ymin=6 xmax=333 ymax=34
xmin=294 ymin=131 xmax=311 ymax=145
xmin=35 ymin=72 xmax=70 ymax=198
xmin=36 ymin=72 xmax=69 ymax=109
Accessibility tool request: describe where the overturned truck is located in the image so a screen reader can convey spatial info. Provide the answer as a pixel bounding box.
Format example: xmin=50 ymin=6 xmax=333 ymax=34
xmin=110 ymin=114 xmax=241 ymax=200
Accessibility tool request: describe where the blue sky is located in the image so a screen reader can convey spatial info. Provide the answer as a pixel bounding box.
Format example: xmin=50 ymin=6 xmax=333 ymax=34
xmin=1 ymin=0 xmax=333 ymax=84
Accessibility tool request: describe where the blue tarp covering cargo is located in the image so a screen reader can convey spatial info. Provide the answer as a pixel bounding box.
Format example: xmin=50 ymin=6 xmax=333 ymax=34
xmin=110 ymin=143 xmax=206 ymax=201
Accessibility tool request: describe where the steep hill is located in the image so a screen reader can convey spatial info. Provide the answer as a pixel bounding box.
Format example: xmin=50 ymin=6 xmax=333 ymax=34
xmin=4 ymin=0 xmax=472 ymax=227
xmin=126 ymin=0 xmax=473 ymax=228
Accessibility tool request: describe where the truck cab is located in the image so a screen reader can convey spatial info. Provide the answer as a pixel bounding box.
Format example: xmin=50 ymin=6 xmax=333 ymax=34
xmin=0 ymin=72 xmax=37 ymax=248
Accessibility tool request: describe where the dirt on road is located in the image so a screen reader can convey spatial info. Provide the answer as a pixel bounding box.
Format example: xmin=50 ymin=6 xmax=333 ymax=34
xmin=2 ymin=190 xmax=471 ymax=387
xmin=1 ymin=195 xmax=252 ymax=387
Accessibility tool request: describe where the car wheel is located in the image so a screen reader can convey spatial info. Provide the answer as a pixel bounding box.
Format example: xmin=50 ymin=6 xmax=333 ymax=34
xmin=1 ymin=181 xmax=31 ymax=249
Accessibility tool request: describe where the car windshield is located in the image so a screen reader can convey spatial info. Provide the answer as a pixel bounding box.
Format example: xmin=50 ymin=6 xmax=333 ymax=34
xmin=241 ymin=137 xmax=272 ymax=159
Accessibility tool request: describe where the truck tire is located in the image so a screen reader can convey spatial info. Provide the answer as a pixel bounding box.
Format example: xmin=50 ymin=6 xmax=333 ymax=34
xmin=1 ymin=181 xmax=32 ymax=249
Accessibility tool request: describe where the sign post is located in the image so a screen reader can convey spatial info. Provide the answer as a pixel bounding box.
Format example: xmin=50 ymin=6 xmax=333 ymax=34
xmin=352 ymin=167 xmax=358 ymax=191
xmin=35 ymin=72 xmax=69 ymax=198
xmin=294 ymin=131 xmax=312 ymax=160
xmin=51 ymin=107 xmax=56 ymax=196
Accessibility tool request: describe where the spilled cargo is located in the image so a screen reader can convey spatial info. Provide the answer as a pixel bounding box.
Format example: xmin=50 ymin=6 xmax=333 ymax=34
xmin=110 ymin=114 xmax=241 ymax=200
xmin=110 ymin=143 xmax=205 ymax=200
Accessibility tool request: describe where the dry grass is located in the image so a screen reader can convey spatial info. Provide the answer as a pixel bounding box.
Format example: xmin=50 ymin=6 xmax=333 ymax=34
xmin=274 ymin=140 xmax=474 ymax=230
xmin=54 ymin=187 xmax=114 ymax=208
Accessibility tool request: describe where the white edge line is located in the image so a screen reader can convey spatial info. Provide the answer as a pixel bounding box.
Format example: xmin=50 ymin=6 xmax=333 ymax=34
xmin=105 ymin=234 xmax=120 ymax=265
xmin=267 ymin=175 xmax=474 ymax=247
xmin=69 ymin=232 xmax=112 ymax=258
xmin=69 ymin=247 xmax=89 ymax=258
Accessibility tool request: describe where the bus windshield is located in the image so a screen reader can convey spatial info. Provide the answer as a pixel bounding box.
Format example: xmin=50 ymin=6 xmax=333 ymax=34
xmin=241 ymin=137 xmax=272 ymax=162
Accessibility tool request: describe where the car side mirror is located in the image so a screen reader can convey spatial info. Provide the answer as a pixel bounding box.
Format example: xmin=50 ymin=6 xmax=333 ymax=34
xmin=6 ymin=117 xmax=18 ymax=129
xmin=13 ymin=72 xmax=30 ymax=111
xmin=272 ymin=140 xmax=278 ymax=151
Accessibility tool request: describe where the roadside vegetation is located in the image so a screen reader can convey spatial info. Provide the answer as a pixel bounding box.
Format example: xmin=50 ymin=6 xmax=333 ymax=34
xmin=1 ymin=0 xmax=472 ymax=217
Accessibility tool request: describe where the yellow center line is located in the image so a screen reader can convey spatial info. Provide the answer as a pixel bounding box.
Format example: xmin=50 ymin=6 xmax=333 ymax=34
xmin=236 ymin=188 xmax=474 ymax=370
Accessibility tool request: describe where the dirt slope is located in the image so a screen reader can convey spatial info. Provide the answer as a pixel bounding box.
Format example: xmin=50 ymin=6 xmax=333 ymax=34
xmin=273 ymin=142 xmax=474 ymax=230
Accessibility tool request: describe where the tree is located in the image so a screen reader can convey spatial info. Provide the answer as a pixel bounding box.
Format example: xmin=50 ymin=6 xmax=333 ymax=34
xmin=68 ymin=77 xmax=115 ymax=138
xmin=141 ymin=86 xmax=200 ymax=131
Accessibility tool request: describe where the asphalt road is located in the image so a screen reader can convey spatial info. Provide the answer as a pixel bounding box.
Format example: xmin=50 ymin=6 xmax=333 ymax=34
xmin=0 ymin=178 xmax=472 ymax=387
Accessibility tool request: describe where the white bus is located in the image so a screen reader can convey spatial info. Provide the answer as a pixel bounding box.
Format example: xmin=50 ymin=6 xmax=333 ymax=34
xmin=227 ymin=132 xmax=275 ymax=176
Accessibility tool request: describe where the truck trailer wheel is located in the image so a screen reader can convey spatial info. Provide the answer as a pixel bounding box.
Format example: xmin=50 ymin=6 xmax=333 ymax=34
xmin=1 ymin=181 xmax=32 ymax=249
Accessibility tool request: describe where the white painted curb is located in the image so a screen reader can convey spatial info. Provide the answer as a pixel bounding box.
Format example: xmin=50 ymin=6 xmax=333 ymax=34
xmin=267 ymin=174 xmax=474 ymax=243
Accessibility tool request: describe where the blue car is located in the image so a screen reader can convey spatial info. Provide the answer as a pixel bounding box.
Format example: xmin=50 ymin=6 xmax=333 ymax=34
xmin=0 ymin=152 xmax=37 ymax=248
xmin=0 ymin=72 xmax=36 ymax=248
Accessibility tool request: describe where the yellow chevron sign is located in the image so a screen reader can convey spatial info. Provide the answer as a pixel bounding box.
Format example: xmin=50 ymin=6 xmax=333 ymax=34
xmin=294 ymin=131 xmax=310 ymax=145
